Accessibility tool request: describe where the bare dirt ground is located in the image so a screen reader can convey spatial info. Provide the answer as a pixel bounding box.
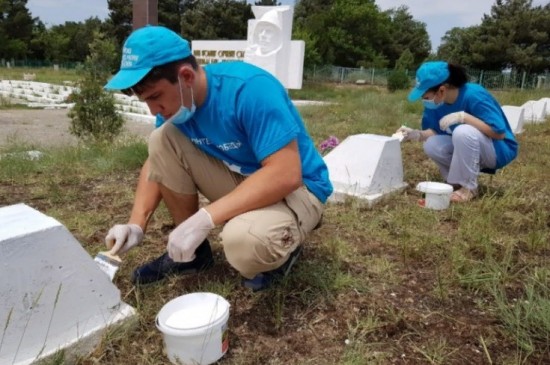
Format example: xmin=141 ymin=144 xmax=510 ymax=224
xmin=0 ymin=108 xmax=154 ymax=147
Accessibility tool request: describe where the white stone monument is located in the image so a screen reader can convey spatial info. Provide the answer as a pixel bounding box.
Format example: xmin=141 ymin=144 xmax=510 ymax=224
xmin=501 ymin=105 xmax=525 ymax=134
xmin=0 ymin=203 xmax=136 ymax=365
xmin=191 ymin=5 xmax=305 ymax=89
xmin=244 ymin=6 xmax=305 ymax=89
xmin=324 ymin=134 xmax=408 ymax=206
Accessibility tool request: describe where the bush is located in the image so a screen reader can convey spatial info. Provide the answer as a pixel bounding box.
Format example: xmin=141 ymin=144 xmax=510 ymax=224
xmin=69 ymin=31 xmax=124 ymax=142
xmin=387 ymin=69 xmax=411 ymax=92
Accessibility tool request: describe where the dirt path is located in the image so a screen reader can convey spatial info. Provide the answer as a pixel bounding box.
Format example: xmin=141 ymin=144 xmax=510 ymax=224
xmin=0 ymin=109 xmax=154 ymax=148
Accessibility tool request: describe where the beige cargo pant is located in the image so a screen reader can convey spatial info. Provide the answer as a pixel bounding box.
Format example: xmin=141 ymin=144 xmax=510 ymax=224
xmin=147 ymin=123 xmax=324 ymax=279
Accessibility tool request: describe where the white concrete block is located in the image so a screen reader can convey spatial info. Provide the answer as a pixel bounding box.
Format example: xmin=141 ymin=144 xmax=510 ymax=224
xmin=502 ymin=105 xmax=525 ymax=134
xmin=0 ymin=204 xmax=136 ymax=365
xmin=522 ymin=99 xmax=547 ymax=123
xmin=120 ymin=112 xmax=155 ymax=124
xmin=324 ymin=134 xmax=407 ymax=206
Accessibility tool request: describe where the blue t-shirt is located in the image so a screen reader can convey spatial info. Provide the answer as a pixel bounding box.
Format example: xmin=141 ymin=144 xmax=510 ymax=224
xmin=173 ymin=61 xmax=333 ymax=203
xmin=421 ymin=83 xmax=518 ymax=169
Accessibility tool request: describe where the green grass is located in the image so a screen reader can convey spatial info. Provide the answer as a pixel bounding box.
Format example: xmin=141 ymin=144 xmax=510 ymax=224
xmin=1 ymin=81 xmax=550 ymax=364
xmin=0 ymin=66 xmax=80 ymax=85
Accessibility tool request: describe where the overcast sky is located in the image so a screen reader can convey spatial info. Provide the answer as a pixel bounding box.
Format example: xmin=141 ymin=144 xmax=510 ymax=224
xmin=26 ymin=0 xmax=548 ymax=51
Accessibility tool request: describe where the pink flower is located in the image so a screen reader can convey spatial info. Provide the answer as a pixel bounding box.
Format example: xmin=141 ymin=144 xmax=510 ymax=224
xmin=319 ymin=135 xmax=339 ymax=154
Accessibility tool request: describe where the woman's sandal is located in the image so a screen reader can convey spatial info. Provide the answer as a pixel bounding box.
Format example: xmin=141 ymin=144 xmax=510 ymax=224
xmin=450 ymin=187 xmax=477 ymax=203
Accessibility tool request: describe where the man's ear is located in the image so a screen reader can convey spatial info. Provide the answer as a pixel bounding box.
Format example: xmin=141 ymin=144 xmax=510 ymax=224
xmin=179 ymin=65 xmax=196 ymax=87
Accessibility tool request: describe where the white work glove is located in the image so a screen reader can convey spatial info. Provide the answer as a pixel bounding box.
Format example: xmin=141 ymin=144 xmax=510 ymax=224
xmin=105 ymin=224 xmax=144 ymax=255
xmin=439 ymin=111 xmax=465 ymax=133
xmin=168 ymin=208 xmax=215 ymax=262
xmin=396 ymin=126 xmax=423 ymax=142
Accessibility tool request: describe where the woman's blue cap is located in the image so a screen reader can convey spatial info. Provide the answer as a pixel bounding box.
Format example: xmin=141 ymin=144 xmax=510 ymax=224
xmin=408 ymin=61 xmax=450 ymax=102
xmin=104 ymin=25 xmax=191 ymax=90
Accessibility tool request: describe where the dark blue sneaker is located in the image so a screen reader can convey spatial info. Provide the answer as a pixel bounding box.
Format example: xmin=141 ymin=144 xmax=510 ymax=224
xmin=132 ymin=239 xmax=214 ymax=285
xmin=242 ymin=245 xmax=303 ymax=292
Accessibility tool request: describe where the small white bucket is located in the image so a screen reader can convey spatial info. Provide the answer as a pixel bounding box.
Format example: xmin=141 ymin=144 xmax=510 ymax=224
xmin=416 ymin=182 xmax=453 ymax=210
xmin=156 ymin=292 xmax=230 ymax=365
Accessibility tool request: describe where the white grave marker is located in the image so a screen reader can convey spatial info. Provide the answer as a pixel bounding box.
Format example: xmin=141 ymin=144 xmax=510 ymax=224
xmin=0 ymin=203 xmax=136 ymax=365
xmin=539 ymin=97 xmax=550 ymax=115
xmin=501 ymin=105 xmax=525 ymax=134
xmin=521 ymin=99 xmax=548 ymax=124
xmin=324 ymin=134 xmax=408 ymax=206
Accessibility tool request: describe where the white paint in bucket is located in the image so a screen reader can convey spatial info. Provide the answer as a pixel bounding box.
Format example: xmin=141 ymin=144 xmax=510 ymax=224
xmin=416 ymin=182 xmax=453 ymax=210
xmin=156 ymin=292 xmax=230 ymax=365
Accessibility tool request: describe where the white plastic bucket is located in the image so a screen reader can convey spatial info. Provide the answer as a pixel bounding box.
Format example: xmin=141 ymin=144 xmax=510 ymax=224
xmin=416 ymin=182 xmax=453 ymax=210
xmin=156 ymin=292 xmax=230 ymax=365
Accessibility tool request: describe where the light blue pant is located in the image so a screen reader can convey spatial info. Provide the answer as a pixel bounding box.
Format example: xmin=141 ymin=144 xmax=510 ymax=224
xmin=423 ymin=124 xmax=496 ymax=190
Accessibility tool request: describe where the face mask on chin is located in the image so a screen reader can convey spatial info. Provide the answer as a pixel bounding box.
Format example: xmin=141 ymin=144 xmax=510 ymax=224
xmin=422 ymin=88 xmax=444 ymax=110
xmin=166 ymin=77 xmax=196 ymax=126
xmin=422 ymin=97 xmax=443 ymax=110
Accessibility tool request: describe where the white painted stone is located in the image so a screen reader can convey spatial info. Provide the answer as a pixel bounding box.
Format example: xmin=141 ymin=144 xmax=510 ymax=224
xmin=501 ymin=105 xmax=525 ymax=134
xmin=0 ymin=80 xmax=155 ymax=120
xmin=1 ymin=150 xmax=44 ymax=161
xmin=23 ymin=73 xmax=36 ymax=81
xmin=324 ymin=134 xmax=407 ymax=206
xmin=539 ymin=97 xmax=550 ymax=115
xmin=121 ymin=112 xmax=155 ymax=124
xmin=522 ymin=99 xmax=547 ymax=123
xmin=0 ymin=203 xmax=136 ymax=365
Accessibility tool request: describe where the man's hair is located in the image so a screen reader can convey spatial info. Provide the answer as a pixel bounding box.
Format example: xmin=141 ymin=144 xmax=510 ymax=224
xmin=122 ymin=55 xmax=199 ymax=96
xmin=427 ymin=63 xmax=469 ymax=93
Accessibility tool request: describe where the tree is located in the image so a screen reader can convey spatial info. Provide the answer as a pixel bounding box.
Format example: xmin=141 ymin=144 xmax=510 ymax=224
xmin=107 ymin=0 xmax=199 ymax=45
xmin=159 ymin=0 xmax=184 ymax=32
xmin=469 ymin=0 xmax=550 ymax=72
xmin=318 ymin=0 xmax=388 ymax=67
xmin=69 ymin=31 xmax=124 ymax=142
xmin=395 ymin=49 xmax=414 ymax=71
xmin=0 ymin=0 xmax=36 ymax=59
xmin=292 ymin=26 xmax=322 ymax=66
xmin=181 ymin=0 xmax=252 ymax=40
xmin=106 ymin=0 xmax=132 ymax=48
xmin=294 ymin=0 xmax=334 ymax=66
xmin=437 ymin=26 xmax=480 ymax=66
xmin=383 ymin=6 xmax=430 ymax=69
xmin=296 ymin=0 xmax=431 ymax=68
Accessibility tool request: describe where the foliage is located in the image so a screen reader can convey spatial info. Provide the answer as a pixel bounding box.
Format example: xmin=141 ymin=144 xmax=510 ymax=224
xmin=438 ymin=0 xmax=550 ymax=72
xmin=387 ymin=68 xmax=410 ymax=92
xmin=68 ymin=31 xmax=124 ymax=142
xmin=296 ymin=0 xmax=391 ymax=68
xmin=0 ymin=0 xmax=35 ymax=59
xmin=292 ymin=26 xmax=323 ymax=66
xmin=395 ymin=49 xmax=414 ymax=71
xmin=181 ymin=0 xmax=253 ymax=41
xmin=295 ymin=0 xmax=430 ymax=69
xmin=106 ymin=0 xmax=184 ymax=50
xmin=383 ymin=5 xmax=431 ymax=69
xmin=2 ymin=0 xmax=549 ymax=74
xmin=437 ymin=26 xmax=480 ymax=66
xmin=3 ymin=84 xmax=550 ymax=363
xmin=105 ymin=0 xmax=132 ymax=49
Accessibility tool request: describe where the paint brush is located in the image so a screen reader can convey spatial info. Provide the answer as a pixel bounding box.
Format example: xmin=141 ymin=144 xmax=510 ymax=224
xmin=94 ymin=250 xmax=122 ymax=281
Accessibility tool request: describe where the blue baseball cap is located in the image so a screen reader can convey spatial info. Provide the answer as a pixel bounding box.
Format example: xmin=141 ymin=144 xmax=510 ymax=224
xmin=407 ymin=61 xmax=450 ymax=102
xmin=104 ymin=25 xmax=192 ymax=90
